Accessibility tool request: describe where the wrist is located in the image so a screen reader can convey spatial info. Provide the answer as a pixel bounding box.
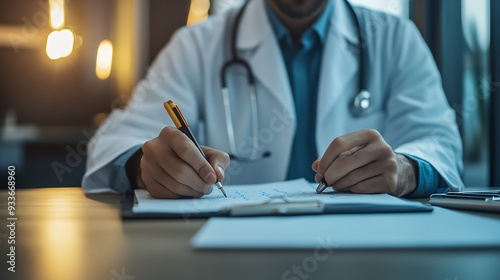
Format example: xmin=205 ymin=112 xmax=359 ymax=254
xmin=125 ymin=148 xmax=145 ymax=189
xmin=395 ymin=153 xmax=418 ymax=196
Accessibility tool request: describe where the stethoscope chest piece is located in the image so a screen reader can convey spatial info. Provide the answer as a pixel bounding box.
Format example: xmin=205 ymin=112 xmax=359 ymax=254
xmin=351 ymin=90 xmax=372 ymax=116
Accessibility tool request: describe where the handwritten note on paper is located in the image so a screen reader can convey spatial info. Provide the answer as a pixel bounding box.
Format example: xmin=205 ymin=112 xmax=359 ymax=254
xmin=133 ymin=179 xmax=312 ymax=214
xmin=132 ymin=179 xmax=414 ymax=214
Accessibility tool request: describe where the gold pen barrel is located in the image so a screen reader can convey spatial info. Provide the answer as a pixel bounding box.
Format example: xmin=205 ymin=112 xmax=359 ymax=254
xmin=164 ymin=101 xmax=182 ymax=129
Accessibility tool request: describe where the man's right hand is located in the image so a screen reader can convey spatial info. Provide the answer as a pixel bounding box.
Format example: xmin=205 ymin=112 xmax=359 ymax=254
xmin=135 ymin=126 xmax=230 ymax=199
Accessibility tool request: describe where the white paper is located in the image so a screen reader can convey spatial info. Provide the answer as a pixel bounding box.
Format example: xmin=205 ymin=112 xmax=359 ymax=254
xmin=133 ymin=178 xmax=419 ymax=214
xmin=192 ymin=207 xmax=500 ymax=249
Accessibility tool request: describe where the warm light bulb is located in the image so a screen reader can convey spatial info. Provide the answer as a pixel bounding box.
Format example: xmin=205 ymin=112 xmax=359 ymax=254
xmin=46 ymin=29 xmax=74 ymax=60
xmin=96 ymin=40 xmax=113 ymax=80
xmin=49 ymin=0 xmax=65 ymax=29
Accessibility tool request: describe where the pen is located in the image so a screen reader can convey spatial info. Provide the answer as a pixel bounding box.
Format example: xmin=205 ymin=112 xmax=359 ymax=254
xmin=164 ymin=100 xmax=227 ymax=198
xmin=316 ymin=145 xmax=365 ymax=194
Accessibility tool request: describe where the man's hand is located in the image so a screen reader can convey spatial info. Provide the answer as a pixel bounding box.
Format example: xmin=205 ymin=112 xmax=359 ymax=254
xmin=312 ymin=129 xmax=417 ymax=197
xmin=136 ymin=126 xmax=230 ymax=198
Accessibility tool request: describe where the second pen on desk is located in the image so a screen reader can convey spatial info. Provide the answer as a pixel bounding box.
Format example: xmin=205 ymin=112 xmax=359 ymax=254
xmin=164 ymin=100 xmax=227 ymax=198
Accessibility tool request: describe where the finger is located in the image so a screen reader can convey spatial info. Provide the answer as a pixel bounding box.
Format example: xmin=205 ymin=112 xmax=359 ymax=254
xmin=142 ymin=131 xmax=211 ymax=194
xmin=313 ymin=159 xmax=324 ymax=183
xmin=312 ymin=158 xmax=320 ymax=173
xmin=324 ymin=142 xmax=385 ymax=186
xmin=170 ymin=133 xmax=217 ymax=185
xmin=159 ymin=172 xmax=208 ymax=197
xmin=143 ymin=158 xmax=206 ymax=197
xmin=348 ymin=175 xmax=389 ymax=194
xmin=203 ymin=146 xmax=230 ymax=182
xmin=332 ymin=160 xmax=387 ymax=191
xmin=317 ymin=129 xmax=381 ymax=178
xmin=142 ymin=173 xmax=184 ymax=199
xmin=158 ymin=153 xmax=213 ymax=194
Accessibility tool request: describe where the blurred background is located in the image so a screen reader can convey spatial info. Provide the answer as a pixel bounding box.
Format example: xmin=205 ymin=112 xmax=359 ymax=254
xmin=0 ymin=0 xmax=498 ymax=188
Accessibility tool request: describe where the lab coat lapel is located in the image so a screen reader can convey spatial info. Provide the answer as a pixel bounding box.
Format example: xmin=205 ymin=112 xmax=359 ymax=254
xmin=317 ymin=0 xmax=360 ymax=141
xmin=236 ymin=0 xmax=294 ymax=114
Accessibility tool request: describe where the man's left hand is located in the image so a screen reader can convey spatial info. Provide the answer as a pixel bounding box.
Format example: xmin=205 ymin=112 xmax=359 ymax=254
xmin=312 ymin=129 xmax=417 ymax=197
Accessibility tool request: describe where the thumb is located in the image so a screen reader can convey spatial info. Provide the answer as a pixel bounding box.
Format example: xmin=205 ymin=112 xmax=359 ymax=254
xmin=202 ymin=146 xmax=230 ymax=182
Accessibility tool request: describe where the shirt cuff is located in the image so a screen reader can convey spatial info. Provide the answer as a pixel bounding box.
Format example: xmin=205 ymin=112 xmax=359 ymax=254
xmin=109 ymin=145 xmax=142 ymax=193
xmin=402 ymin=154 xmax=448 ymax=198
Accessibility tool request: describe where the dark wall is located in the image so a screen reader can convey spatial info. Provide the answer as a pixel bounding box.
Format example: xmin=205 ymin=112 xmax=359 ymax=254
xmin=0 ymin=0 xmax=191 ymax=125
xmin=0 ymin=1 xmax=116 ymax=188
xmin=148 ymin=0 xmax=190 ymax=65
xmin=0 ymin=0 xmax=115 ymax=126
xmin=0 ymin=0 xmax=190 ymax=188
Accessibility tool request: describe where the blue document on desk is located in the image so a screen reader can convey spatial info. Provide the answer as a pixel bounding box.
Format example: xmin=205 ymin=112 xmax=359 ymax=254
xmin=122 ymin=179 xmax=431 ymax=219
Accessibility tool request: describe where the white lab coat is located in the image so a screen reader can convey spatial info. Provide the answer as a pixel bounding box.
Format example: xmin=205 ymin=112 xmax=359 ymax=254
xmin=82 ymin=0 xmax=464 ymax=193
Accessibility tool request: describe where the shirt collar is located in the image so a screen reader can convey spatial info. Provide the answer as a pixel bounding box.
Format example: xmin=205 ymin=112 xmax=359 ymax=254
xmin=264 ymin=0 xmax=333 ymax=45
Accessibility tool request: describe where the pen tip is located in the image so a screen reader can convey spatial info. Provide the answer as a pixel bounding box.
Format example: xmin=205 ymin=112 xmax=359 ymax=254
xmin=216 ymin=181 xmax=227 ymax=197
xmin=316 ymin=181 xmax=328 ymax=194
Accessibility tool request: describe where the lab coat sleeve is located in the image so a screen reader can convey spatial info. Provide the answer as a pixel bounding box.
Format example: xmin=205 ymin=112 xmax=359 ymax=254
xmin=384 ymin=20 xmax=464 ymax=192
xmin=82 ymin=27 xmax=203 ymax=193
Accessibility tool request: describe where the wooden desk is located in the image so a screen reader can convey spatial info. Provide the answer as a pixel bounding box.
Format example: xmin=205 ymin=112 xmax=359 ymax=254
xmin=1 ymin=188 xmax=499 ymax=280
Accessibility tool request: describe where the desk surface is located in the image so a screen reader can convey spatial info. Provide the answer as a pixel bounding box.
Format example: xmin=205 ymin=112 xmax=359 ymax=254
xmin=1 ymin=188 xmax=499 ymax=280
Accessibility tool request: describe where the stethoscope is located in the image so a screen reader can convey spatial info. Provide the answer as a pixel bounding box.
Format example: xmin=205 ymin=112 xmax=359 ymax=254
xmin=220 ymin=0 xmax=371 ymax=162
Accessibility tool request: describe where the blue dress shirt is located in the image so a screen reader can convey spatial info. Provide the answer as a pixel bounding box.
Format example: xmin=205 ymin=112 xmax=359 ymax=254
xmin=264 ymin=0 xmax=332 ymax=182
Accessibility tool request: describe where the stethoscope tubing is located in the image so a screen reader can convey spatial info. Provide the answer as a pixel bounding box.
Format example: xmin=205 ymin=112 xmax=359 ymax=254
xmin=219 ymin=0 xmax=371 ymax=161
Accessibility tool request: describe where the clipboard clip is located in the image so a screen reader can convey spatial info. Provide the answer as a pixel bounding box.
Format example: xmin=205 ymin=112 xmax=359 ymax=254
xmin=229 ymin=195 xmax=325 ymax=217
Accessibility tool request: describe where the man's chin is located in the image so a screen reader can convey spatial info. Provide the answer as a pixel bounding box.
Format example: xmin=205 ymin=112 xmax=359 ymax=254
xmin=271 ymin=0 xmax=325 ymax=19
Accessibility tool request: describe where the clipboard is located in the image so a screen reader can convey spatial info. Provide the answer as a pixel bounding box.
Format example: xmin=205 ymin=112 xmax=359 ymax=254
xmin=121 ymin=192 xmax=434 ymax=220
xmin=429 ymin=190 xmax=500 ymax=213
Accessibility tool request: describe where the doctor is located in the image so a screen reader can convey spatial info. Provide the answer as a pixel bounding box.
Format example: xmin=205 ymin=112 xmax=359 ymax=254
xmin=82 ymin=0 xmax=464 ymax=198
